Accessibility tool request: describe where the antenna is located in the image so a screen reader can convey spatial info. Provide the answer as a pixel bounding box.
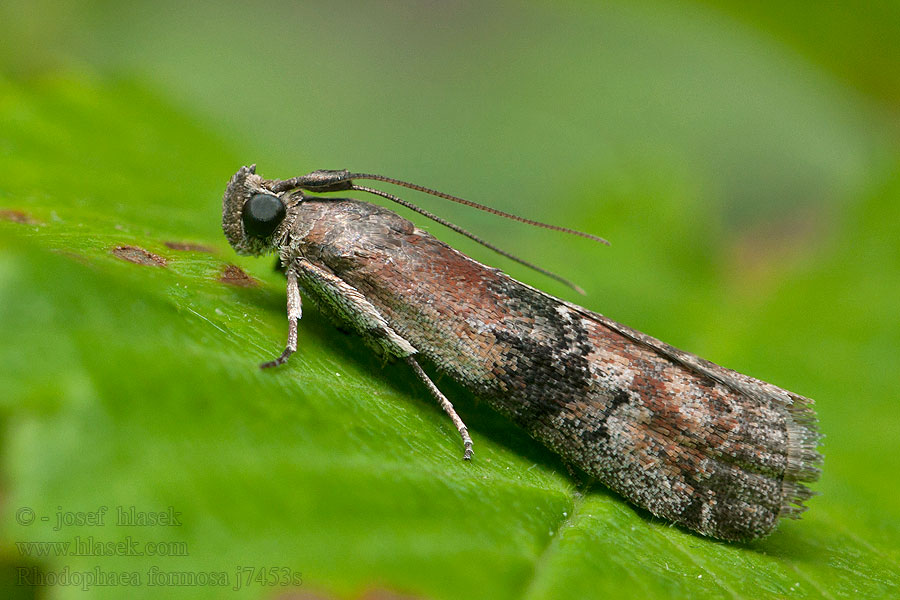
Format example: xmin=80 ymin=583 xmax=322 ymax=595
xmin=348 ymin=173 xmax=609 ymax=246
xmin=275 ymin=169 xmax=608 ymax=294
xmin=351 ymin=184 xmax=589 ymax=294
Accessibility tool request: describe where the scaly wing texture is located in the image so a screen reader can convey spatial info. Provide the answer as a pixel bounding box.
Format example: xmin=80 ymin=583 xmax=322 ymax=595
xmin=292 ymin=197 xmax=822 ymax=540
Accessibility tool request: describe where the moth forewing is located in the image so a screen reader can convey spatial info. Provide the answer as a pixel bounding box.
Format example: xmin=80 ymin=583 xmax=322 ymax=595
xmin=221 ymin=165 xmax=822 ymax=541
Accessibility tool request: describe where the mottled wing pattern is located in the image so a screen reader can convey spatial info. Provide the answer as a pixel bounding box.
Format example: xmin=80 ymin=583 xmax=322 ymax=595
xmin=274 ymin=193 xmax=822 ymax=541
xmin=557 ymin=299 xmax=821 ymax=540
xmin=443 ymin=269 xmax=822 ymax=541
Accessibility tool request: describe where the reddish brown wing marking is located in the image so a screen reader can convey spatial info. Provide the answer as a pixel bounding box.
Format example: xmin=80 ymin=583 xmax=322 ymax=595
xmin=559 ymin=301 xmax=822 ymax=539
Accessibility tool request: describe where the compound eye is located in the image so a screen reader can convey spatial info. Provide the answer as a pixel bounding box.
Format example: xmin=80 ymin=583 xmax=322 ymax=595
xmin=241 ymin=193 xmax=286 ymax=238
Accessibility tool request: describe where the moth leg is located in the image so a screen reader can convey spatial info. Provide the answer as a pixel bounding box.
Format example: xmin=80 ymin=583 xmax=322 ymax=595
xmin=405 ymin=356 xmax=474 ymax=461
xmin=290 ymin=258 xmax=472 ymax=460
xmin=291 ymin=258 xmax=417 ymax=360
xmin=261 ymin=268 xmax=302 ymax=369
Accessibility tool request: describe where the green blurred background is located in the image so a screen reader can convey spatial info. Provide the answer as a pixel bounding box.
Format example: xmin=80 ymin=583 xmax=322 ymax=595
xmin=1 ymin=1 xmax=898 ymax=599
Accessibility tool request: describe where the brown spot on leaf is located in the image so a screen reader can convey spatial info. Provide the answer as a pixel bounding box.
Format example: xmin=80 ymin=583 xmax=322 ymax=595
xmin=0 ymin=209 xmax=40 ymax=224
xmin=112 ymin=245 xmax=167 ymax=267
xmin=219 ymin=264 xmax=257 ymax=287
xmin=164 ymin=241 xmax=216 ymax=253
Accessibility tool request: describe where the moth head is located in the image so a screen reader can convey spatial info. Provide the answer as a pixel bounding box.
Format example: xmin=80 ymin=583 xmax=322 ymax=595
xmin=222 ymin=165 xmax=291 ymax=256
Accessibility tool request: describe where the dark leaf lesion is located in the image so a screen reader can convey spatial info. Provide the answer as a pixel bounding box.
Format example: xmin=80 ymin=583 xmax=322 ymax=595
xmin=111 ymin=245 xmax=167 ymax=267
xmin=164 ymin=241 xmax=216 ymax=253
xmin=219 ymin=264 xmax=257 ymax=287
xmin=0 ymin=209 xmax=41 ymax=225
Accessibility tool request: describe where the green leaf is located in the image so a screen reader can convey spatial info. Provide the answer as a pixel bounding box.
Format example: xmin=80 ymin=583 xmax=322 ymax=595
xmin=1 ymin=69 xmax=898 ymax=600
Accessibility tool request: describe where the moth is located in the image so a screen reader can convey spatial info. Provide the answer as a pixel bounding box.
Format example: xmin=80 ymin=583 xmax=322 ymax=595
xmin=222 ymin=165 xmax=821 ymax=541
